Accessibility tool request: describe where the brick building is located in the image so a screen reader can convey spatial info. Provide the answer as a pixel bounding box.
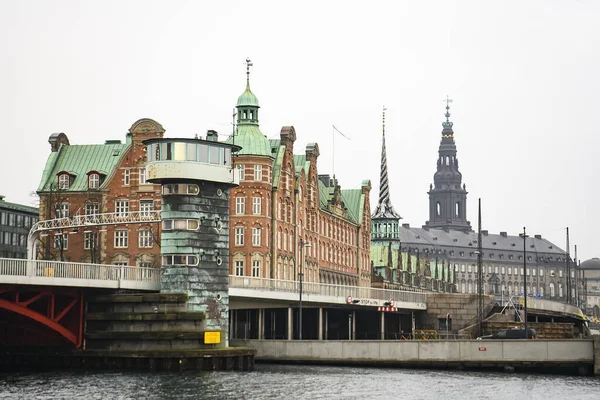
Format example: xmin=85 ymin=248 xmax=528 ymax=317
xmin=36 ymin=119 xmax=164 ymax=266
xmin=225 ymin=65 xmax=372 ymax=287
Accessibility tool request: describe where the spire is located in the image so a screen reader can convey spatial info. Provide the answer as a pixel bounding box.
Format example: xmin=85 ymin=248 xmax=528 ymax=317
xmin=425 ymin=97 xmax=471 ymax=232
xmin=372 ymin=106 xmax=401 ymax=220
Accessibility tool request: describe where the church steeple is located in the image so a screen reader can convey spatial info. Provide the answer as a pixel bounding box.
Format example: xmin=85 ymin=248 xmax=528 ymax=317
xmin=425 ymin=97 xmax=472 ymax=232
xmin=372 ymin=106 xmax=401 ymax=241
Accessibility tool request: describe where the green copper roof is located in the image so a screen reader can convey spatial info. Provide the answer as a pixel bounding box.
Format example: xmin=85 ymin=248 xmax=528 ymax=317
xmin=236 ymin=84 xmax=260 ymax=107
xmin=225 ymin=125 xmax=272 ymax=157
xmin=317 ymin=180 xmax=364 ymax=224
xmin=270 ymin=142 xmax=285 ymax=188
xmin=37 ymin=142 xmax=129 ymax=192
xmin=0 ymin=198 xmax=38 ymax=215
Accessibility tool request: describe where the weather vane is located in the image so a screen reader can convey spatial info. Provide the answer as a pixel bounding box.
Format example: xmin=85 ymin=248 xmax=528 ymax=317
xmin=444 ymin=95 xmax=453 ymax=123
xmin=245 ymin=57 xmax=253 ymax=82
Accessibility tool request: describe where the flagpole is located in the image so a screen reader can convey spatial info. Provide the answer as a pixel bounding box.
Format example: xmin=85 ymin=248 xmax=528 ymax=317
xmin=332 ymin=125 xmax=335 ymax=179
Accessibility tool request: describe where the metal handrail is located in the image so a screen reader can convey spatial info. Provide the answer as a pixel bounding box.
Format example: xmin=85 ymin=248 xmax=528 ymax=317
xmin=228 ymin=275 xmax=428 ymax=304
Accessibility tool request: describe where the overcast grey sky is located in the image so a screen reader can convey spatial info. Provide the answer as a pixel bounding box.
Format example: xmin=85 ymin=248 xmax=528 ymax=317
xmin=1 ymin=0 xmax=598 ymax=261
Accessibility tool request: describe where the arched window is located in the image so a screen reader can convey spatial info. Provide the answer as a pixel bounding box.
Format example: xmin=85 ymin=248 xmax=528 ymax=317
xmin=558 ymin=283 xmax=563 ymax=297
xmin=89 ymin=173 xmax=100 ymax=189
xmin=58 ymin=173 xmax=70 ymax=189
xmin=436 ymin=202 xmax=441 ymax=217
xmin=549 ymin=283 xmax=555 ymax=297
xmin=455 ymin=202 xmax=460 ymax=217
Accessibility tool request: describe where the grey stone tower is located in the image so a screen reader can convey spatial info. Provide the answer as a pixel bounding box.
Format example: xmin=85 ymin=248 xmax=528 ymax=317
xmin=145 ymin=137 xmax=241 ymax=347
xmin=425 ymin=99 xmax=472 ymax=232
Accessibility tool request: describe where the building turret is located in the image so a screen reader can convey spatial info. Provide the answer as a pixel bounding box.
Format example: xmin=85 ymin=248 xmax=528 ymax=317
xmin=371 ymin=107 xmax=401 ymax=241
xmin=425 ymin=98 xmax=472 ymax=232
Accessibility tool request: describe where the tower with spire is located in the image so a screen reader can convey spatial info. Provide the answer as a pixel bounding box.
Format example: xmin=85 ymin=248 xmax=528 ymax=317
xmin=425 ymin=97 xmax=472 ymax=232
xmin=372 ymin=106 xmax=401 ymax=241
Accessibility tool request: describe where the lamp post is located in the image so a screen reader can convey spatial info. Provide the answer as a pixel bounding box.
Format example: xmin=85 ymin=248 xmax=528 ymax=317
xmin=520 ymin=227 xmax=529 ymax=339
xmin=298 ymin=239 xmax=310 ymax=340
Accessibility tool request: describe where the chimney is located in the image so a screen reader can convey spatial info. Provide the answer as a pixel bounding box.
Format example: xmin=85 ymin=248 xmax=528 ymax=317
xmin=500 ymin=232 xmax=507 ymax=237
xmin=0 ymin=195 xmax=5 ymax=201
xmin=402 ymin=223 xmax=410 ymax=228
xmin=534 ymin=234 xmax=542 ymax=239
xmin=206 ymin=130 xmax=218 ymax=142
xmin=48 ymin=133 xmax=70 ymax=152
xmin=482 ymin=230 xmax=488 ymax=236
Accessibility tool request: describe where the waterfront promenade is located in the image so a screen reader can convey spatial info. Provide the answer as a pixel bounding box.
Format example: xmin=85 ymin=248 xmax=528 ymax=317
xmin=233 ymin=337 xmax=600 ymax=375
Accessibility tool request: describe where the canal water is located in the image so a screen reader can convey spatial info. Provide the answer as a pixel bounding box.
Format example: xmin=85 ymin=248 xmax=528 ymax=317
xmin=1 ymin=364 xmax=599 ymax=399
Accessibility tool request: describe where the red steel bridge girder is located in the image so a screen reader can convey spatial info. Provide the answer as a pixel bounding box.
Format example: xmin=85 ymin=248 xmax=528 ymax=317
xmin=0 ymin=286 xmax=83 ymax=348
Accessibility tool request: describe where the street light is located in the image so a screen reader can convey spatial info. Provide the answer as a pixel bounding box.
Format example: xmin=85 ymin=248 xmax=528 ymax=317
xmin=520 ymin=227 xmax=529 ymax=339
xmin=298 ymin=239 xmax=311 ymax=340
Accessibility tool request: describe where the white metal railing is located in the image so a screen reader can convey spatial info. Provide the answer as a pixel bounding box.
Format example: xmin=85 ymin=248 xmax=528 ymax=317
xmin=228 ymin=275 xmax=428 ymax=305
xmin=0 ymin=257 xmax=159 ymax=285
xmin=32 ymin=210 xmax=162 ymax=232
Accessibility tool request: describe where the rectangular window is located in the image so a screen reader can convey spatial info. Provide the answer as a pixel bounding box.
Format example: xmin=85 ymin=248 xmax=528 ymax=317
xmin=138 ymin=229 xmax=153 ymax=248
xmin=494 ymin=266 xmax=498 ymax=274
xmin=19 ymin=234 xmax=25 ymax=247
xmin=115 ymin=200 xmax=129 ymax=217
xmin=8 ymin=213 xmax=15 ymax=226
xmin=252 ymin=197 xmax=261 ymax=215
xmin=58 ymin=174 xmax=70 ymax=189
xmin=252 ymin=227 xmax=261 ymax=246
xmin=85 ymin=202 xmax=100 ymax=216
xmin=235 ymin=227 xmax=244 ymax=246
xmin=254 ymin=165 xmax=262 ymax=181
xmin=501 ymin=266 xmax=505 ymax=275
xmin=123 ymin=169 xmax=130 ymax=185
xmin=277 ymin=231 xmax=281 ymax=249
xmin=0 ymin=212 xmax=6 ymax=225
xmin=140 ymin=200 xmax=153 ymax=217
xmin=16 ymin=215 xmax=23 ymax=227
xmin=540 ymin=269 xmax=544 ymax=277
xmin=54 ymin=233 xmax=68 ymax=250
xmin=58 ymin=203 xmax=69 ymax=218
xmin=559 ymin=269 xmax=563 ymax=278
xmin=84 ymin=232 xmax=98 ymax=250
xmin=468 ymin=265 xmax=472 ymax=273
xmin=235 ymin=260 xmax=244 ymax=276
xmin=89 ymin=173 xmax=100 ymax=188
xmin=114 ymin=230 xmax=128 ymax=248
xmin=235 ymin=197 xmax=245 ymax=214
xmin=139 ymin=167 xmax=147 ymax=184
xmin=237 ymin=164 xmax=245 ymax=181
xmin=532 ymin=268 xmax=536 ymax=276
xmin=252 ymin=260 xmax=261 ymax=277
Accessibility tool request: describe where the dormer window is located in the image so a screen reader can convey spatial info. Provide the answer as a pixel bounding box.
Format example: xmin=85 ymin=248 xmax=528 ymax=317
xmin=89 ymin=173 xmax=100 ymax=189
xmin=58 ymin=173 xmax=70 ymax=189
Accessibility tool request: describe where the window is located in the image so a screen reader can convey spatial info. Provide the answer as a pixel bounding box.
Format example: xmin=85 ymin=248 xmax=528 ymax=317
xmin=114 ymin=230 xmax=128 ymax=248
xmin=123 ymin=169 xmax=130 ymax=185
xmin=468 ymin=265 xmax=472 ymax=273
xmin=139 ymin=167 xmax=147 ymax=184
xmin=163 ymin=254 xmax=198 ymax=266
xmin=532 ymin=268 xmax=536 ymax=276
xmin=162 ymin=184 xmax=199 ymax=195
xmin=84 ymin=232 xmax=98 ymax=250
xmin=549 ymin=283 xmax=555 ymax=297
xmin=238 ymin=164 xmax=245 ymax=181
xmin=558 ymin=283 xmax=563 ymax=298
xmin=252 ymin=227 xmax=261 ymax=246
xmin=88 ymin=173 xmax=100 ymax=189
xmin=494 ymin=266 xmax=499 ymax=274
xmin=138 ymin=229 xmax=153 ymax=248
xmin=162 ymin=219 xmax=199 ymax=230
xmin=252 ymin=197 xmax=261 ymax=215
xmin=54 ymin=233 xmax=68 ymax=250
xmin=254 ymin=165 xmax=262 ymax=181
xmin=461 ymin=264 xmax=465 ymax=272
xmin=252 ymin=260 xmax=261 ymax=277
xmin=559 ymin=269 xmax=563 ymax=278
xmin=539 ymin=269 xmax=544 ymax=277
xmin=58 ymin=174 xmax=70 ymax=189
xmin=140 ymin=200 xmax=153 ymax=217
xmin=235 ymin=260 xmax=244 ymax=276
xmin=115 ymin=200 xmax=129 ymax=217
xmin=85 ymin=202 xmax=99 ymax=216
xmin=235 ymin=227 xmax=244 ymax=246
xmin=57 ymin=203 xmax=69 ymax=218
xmin=550 ymin=269 xmax=555 ymax=277
xmin=501 ymin=266 xmax=505 ymax=275
xmin=236 ymin=197 xmax=245 ymax=214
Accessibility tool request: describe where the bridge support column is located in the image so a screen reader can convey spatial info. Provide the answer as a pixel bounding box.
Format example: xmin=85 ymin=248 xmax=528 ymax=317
xmin=324 ymin=310 xmax=329 ymax=340
xmin=318 ymin=308 xmax=323 ymax=340
xmin=352 ymin=311 xmax=356 ymax=340
xmin=258 ymin=309 xmax=264 ymax=340
xmin=380 ymin=312 xmax=385 ymax=340
xmin=287 ymin=307 xmax=293 ymax=340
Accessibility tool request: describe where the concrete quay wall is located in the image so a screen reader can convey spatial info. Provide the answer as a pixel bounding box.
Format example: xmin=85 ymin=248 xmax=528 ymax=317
xmin=234 ymin=339 xmax=596 ymax=375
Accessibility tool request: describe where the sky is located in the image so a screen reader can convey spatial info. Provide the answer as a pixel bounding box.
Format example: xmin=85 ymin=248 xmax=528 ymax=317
xmin=1 ymin=0 xmax=598 ymax=261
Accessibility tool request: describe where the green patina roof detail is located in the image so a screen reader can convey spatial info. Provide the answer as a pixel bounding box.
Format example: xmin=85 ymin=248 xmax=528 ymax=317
xmin=370 ymin=242 xmax=401 ymax=269
xmin=0 ymin=198 xmax=38 ymax=215
xmin=37 ymin=142 xmax=129 ymax=192
xmin=225 ymin=125 xmax=272 ymax=157
xmin=317 ymin=180 xmax=364 ymax=225
xmin=236 ymin=83 xmax=260 ymax=107
xmin=271 ymin=143 xmax=285 ymax=189
xmin=293 ymin=155 xmax=307 ymax=176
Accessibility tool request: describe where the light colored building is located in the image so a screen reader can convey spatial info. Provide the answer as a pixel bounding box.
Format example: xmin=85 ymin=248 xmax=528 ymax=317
xmin=0 ymin=196 xmax=38 ymax=259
